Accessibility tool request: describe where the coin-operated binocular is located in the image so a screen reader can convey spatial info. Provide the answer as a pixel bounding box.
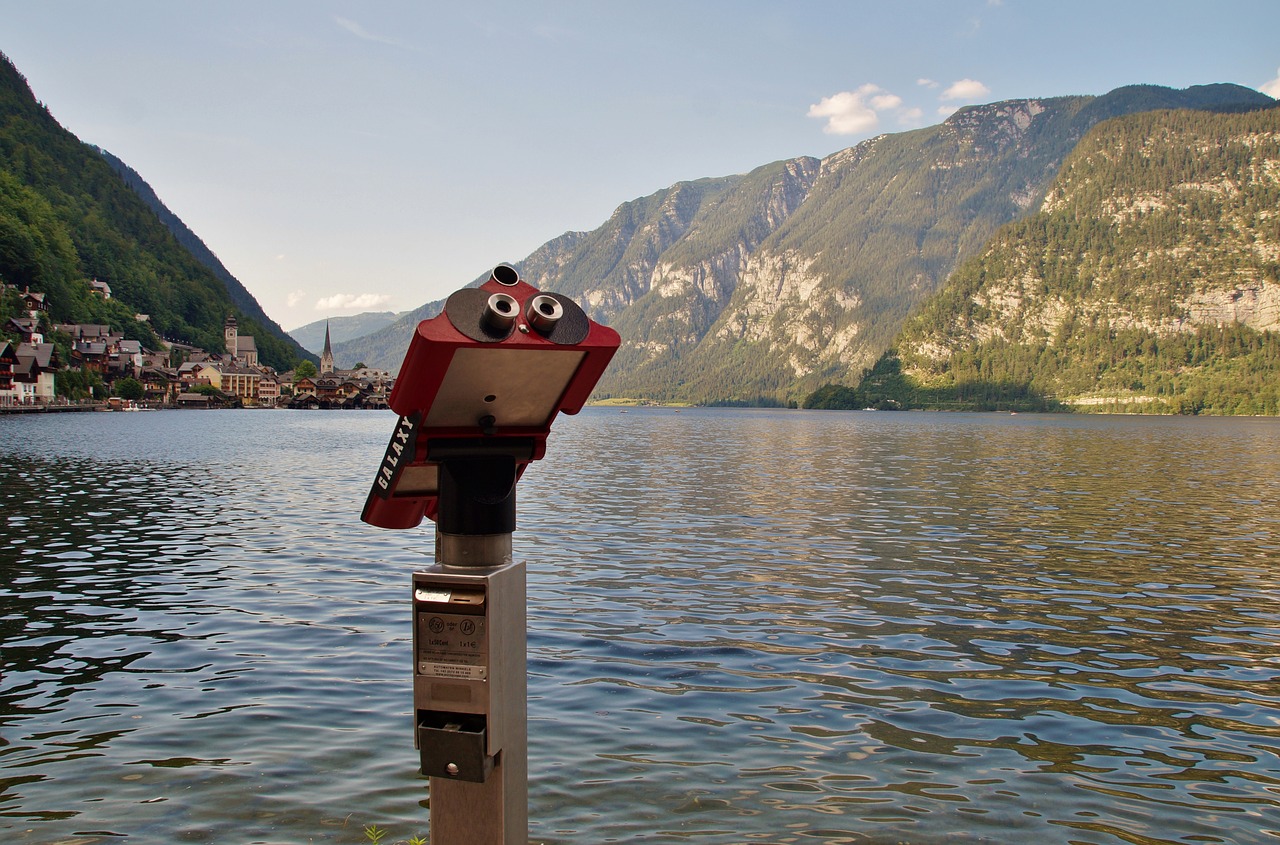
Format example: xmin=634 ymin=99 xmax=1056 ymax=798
xmin=361 ymin=263 xmax=619 ymax=535
xmin=360 ymin=264 xmax=619 ymax=845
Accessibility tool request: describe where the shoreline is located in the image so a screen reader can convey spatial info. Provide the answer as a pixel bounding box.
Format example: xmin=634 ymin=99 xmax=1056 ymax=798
xmin=0 ymin=402 xmax=106 ymax=415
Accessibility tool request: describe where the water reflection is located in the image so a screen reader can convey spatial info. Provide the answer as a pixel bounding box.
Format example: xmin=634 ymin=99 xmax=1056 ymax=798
xmin=1 ymin=409 xmax=1279 ymax=844
xmin=1 ymin=411 xmax=430 ymax=843
xmin=523 ymin=410 xmax=1280 ymax=844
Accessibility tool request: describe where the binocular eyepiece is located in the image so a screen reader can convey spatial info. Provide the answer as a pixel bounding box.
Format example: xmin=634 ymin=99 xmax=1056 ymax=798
xmin=481 ymin=289 xmax=564 ymax=337
xmin=524 ymin=295 xmax=563 ymax=334
xmin=477 ymin=268 xmax=568 ymax=340
xmin=490 ymin=264 xmax=520 ymax=287
xmin=484 ymin=293 xmax=519 ymax=334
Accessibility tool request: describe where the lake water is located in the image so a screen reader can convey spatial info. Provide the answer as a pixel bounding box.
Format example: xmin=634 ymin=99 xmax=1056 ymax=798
xmin=1 ymin=408 xmax=1279 ymax=845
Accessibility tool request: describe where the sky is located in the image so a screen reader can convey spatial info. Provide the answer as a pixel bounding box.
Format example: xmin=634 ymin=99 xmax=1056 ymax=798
xmin=3 ymin=1 xmax=1279 ymax=331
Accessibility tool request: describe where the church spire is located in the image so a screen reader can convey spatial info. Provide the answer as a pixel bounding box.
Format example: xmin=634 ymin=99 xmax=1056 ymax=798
xmin=320 ymin=320 xmax=334 ymax=374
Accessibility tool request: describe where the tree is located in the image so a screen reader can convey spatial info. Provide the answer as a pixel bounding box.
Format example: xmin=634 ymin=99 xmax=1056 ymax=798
xmin=803 ymin=383 xmax=862 ymax=409
xmin=114 ymin=376 xmax=144 ymax=400
xmin=294 ymin=360 xmax=317 ymax=381
xmin=56 ymin=367 xmax=103 ymax=400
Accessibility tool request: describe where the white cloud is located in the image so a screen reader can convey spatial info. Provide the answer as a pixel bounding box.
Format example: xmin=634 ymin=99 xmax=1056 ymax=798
xmin=941 ymin=78 xmax=991 ymax=102
xmin=808 ymin=84 xmax=905 ymax=135
xmin=1262 ymin=67 xmax=1280 ymax=98
xmin=869 ymin=92 xmax=903 ymax=111
xmin=810 ymin=77 xmax=993 ymax=137
xmin=315 ymin=293 xmax=393 ymax=311
xmin=334 ymin=16 xmax=398 ymax=46
xmin=898 ymin=107 xmax=924 ymax=125
xmin=286 ymin=289 xmax=306 ymax=308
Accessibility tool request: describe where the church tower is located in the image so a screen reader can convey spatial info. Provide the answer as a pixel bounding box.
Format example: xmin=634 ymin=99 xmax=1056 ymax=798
xmin=224 ymin=315 xmax=238 ymax=359
xmin=320 ymin=321 xmax=334 ymax=374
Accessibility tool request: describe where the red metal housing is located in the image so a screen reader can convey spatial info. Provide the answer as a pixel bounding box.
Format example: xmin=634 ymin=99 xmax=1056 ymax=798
xmin=360 ymin=270 xmax=620 ymax=530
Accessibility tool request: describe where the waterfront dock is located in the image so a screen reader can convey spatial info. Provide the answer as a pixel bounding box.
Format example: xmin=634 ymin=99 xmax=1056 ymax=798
xmin=0 ymin=402 xmax=106 ymax=414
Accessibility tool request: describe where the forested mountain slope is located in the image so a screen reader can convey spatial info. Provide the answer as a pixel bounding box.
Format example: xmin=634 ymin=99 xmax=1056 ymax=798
xmin=0 ymin=52 xmax=307 ymax=370
xmin=854 ymin=107 xmax=1280 ymax=414
xmin=337 ymin=84 xmax=1273 ymax=406
xmin=97 ymin=149 xmax=312 ymax=365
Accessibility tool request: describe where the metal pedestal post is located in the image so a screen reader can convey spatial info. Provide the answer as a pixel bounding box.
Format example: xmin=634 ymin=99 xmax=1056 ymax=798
xmin=360 ymin=265 xmax=620 ymax=845
xmin=415 ymin=457 xmax=527 ymax=845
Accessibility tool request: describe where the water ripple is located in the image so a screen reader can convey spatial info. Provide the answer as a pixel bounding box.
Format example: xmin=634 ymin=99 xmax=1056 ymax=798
xmin=2 ymin=409 xmax=1279 ymax=844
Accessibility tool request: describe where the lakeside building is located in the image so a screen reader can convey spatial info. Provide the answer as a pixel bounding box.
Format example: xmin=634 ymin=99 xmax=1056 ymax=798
xmin=2 ymin=307 xmax=59 ymax=405
xmin=0 ymin=341 xmax=15 ymax=395
xmin=320 ymin=321 xmax=334 ymax=374
xmin=11 ymin=342 xmax=58 ymax=403
xmin=139 ymin=366 xmax=180 ymax=405
xmin=219 ymin=362 xmax=263 ymax=404
xmin=3 ymin=285 xmax=392 ymax=409
xmin=286 ymin=367 xmax=390 ymax=409
xmin=224 ymin=316 xmax=258 ymax=368
xmin=258 ymin=373 xmax=281 ymax=406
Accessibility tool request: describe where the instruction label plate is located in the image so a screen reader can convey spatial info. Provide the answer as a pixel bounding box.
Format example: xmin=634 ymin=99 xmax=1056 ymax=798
xmin=416 ymin=611 xmax=487 ymax=681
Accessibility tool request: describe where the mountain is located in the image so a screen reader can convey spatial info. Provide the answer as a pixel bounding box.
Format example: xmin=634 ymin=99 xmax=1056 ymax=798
xmin=330 ymin=297 xmax=450 ymax=372
xmin=0 ymin=51 xmax=308 ymax=371
xmin=96 ymin=149 xmax=314 ymax=364
xmin=849 ymin=106 xmax=1280 ymax=415
xmin=288 ymin=311 xmax=401 ymax=356
xmin=335 ymin=83 xmax=1274 ymax=405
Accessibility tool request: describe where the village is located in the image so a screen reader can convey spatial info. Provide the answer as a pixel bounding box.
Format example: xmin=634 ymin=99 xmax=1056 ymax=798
xmin=0 ymin=282 xmax=393 ymax=411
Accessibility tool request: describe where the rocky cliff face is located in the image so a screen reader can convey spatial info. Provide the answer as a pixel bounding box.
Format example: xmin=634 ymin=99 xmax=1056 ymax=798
xmin=335 ymin=84 xmax=1275 ymax=403
xmin=504 ymin=95 xmax=1107 ymax=403
xmin=893 ymin=105 xmax=1280 ymax=409
xmin=591 ymin=94 xmax=1114 ymax=402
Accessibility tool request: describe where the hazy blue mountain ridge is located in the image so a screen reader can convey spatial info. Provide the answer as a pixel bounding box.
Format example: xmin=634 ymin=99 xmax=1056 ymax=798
xmin=289 ymin=311 xmax=402 ymax=356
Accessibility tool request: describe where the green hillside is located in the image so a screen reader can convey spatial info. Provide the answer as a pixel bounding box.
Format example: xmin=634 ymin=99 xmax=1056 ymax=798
xmin=842 ymin=106 xmax=1280 ymax=414
xmin=0 ymin=52 xmax=306 ymax=370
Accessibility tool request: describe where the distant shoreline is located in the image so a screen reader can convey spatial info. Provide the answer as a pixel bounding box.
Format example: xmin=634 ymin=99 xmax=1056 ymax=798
xmin=0 ymin=403 xmax=105 ymax=415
